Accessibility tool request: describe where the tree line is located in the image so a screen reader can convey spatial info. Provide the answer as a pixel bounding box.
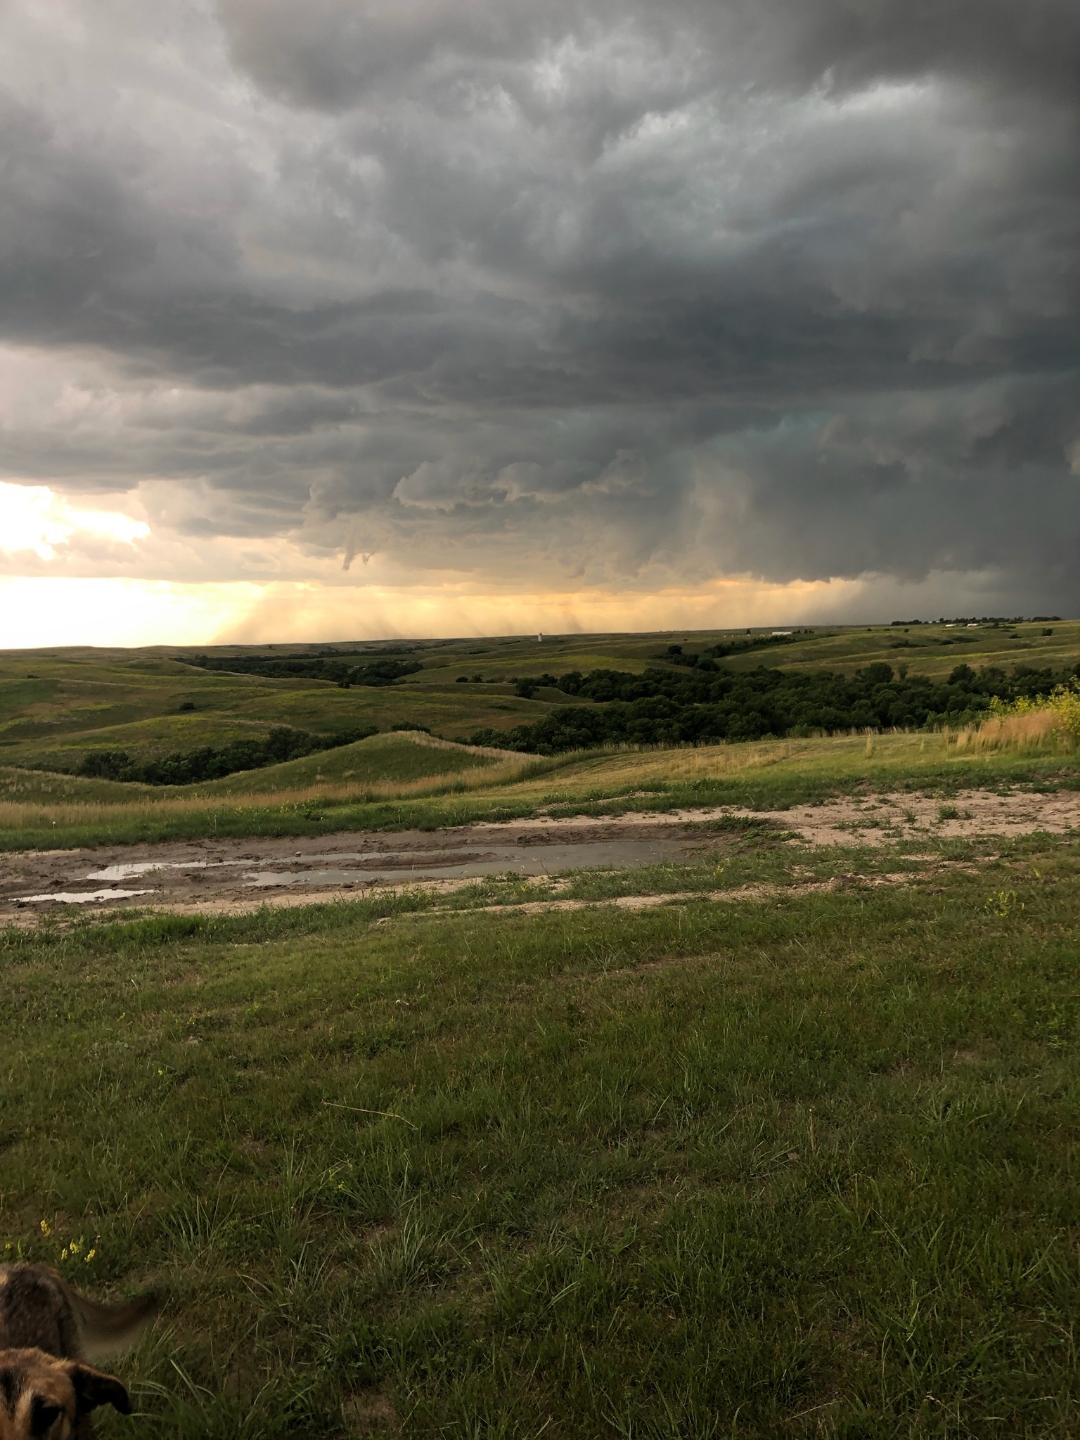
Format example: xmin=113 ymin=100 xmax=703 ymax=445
xmin=469 ymin=660 xmax=1080 ymax=754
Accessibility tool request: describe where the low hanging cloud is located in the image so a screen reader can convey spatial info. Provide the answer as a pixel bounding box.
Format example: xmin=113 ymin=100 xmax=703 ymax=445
xmin=0 ymin=0 xmax=1076 ymax=625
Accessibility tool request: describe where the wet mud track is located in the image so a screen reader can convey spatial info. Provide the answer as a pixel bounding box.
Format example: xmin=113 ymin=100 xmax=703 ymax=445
xmin=1 ymin=819 xmax=722 ymax=920
xmin=3 ymin=787 xmax=1076 ymax=922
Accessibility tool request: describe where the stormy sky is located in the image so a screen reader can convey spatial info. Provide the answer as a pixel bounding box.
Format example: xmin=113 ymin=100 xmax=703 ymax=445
xmin=1 ymin=0 xmax=1078 ymax=642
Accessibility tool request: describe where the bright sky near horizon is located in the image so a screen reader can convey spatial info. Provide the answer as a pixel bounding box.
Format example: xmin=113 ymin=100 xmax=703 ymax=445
xmin=0 ymin=1 xmax=1076 ymax=647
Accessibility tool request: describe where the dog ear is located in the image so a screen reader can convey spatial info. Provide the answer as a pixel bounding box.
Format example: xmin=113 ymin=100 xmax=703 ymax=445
xmin=68 ymin=1362 xmax=132 ymax=1416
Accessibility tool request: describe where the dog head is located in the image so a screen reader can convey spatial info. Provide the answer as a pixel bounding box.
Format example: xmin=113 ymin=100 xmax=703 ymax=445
xmin=0 ymin=1348 xmax=130 ymax=1439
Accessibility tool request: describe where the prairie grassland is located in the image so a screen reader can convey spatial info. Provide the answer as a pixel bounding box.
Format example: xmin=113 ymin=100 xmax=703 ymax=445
xmin=950 ymin=686 xmax=1080 ymax=757
xmin=202 ymin=730 xmax=513 ymax=795
xmin=2 ymin=827 xmax=1077 ymax=1436
xmin=0 ymin=649 xmax=572 ymax=771
xmin=721 ymin=616 xmax=1080 ymax=678
xmin=1 ymin=727 xmax=1078 ymax=853
xmin=0 ymin=764 xmax=158 ymax=804
xmin=5 ymin=619 xmax=1079 ymax=773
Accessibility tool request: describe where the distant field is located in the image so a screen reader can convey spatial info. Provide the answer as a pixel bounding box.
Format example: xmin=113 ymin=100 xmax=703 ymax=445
xmin=724 ymin=619 xmax=1080 ymax=680
xmin=1 ymin=623 xmax=1077 ymax=850
xmin=0 ymin=657 xmax=552 ymax=772
xmin=4 ymin=620 xmax=1077 ymax=768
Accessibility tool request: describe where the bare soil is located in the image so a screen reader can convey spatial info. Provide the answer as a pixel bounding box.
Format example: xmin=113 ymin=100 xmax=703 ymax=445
xmin=1 ymin=787 xmax=1075 ymax=924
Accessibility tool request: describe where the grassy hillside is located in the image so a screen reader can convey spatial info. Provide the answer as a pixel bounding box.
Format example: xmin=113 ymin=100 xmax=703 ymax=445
xmin=1 ymin=622 xmax=1077 ymax=849
xmin=0 ymin=765 xmax=159 ymax=805
xmin=2 ymin=825 xmax=1077 ymax=1435
xmin=203 ymin=731 xmax=503 ymax=796
xmin=0 ymin=655 xmax=556 ymax=772
xmin=4 ymin=621 xmax=1078 ymax=771
xmin=1 ymin=728 xmax=1076 ymax=852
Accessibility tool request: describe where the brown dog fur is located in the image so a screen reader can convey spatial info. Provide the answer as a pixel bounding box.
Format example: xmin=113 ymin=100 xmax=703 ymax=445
xmin=0 ymin=1264 xmax=157 ymax=1439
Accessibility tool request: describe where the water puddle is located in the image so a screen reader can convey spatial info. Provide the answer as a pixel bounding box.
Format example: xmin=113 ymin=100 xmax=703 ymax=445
xmin=7 ymin=834 xmax=699 ymax=911
xmin=86 ymin=860 xmax=247 ymax=880
xmin=19 ymin=888 xmax=157 ymax=905
xmin=243 ymin=838 xmax=686 ymax=887
xmin=85 ymin=852 xmax=464 ymax=881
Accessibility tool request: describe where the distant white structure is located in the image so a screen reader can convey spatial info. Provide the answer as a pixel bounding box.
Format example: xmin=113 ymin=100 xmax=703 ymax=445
xmin=772 ymin=629 xmax=793 ymax=636
xmin=537 ymin=632 xmax=543 ymax=641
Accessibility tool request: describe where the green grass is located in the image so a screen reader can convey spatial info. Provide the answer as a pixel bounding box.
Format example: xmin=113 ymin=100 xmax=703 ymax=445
xmin=3 ymin=620 xmax=1079 ymax=851
xmin=4 ymin=620 xmax=1078 ymax=774
xmin=1 ymin=729 xmax=1077 ymax=852
xmin=0 ymin=650 xmax=574 ymax=770
xmin=0 ymin=765 xmax=159 ymax=804
xmin=202 ymin=732 xmax=500 ymax=796
xmin=3 ymin=831 xmax=1078 ymax=1436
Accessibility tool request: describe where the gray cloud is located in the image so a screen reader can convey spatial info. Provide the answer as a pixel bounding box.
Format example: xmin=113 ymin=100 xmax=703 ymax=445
xmin=0 ymin=0 xmax=1076 ymax=614
xmin=218 ymin=1 xmax=1080 ymax=111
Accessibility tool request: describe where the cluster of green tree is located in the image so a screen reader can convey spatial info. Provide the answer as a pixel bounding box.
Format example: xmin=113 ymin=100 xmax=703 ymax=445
xmin=77 ymin=724 xmax=377 ymax=785
xmin=186 ymin=653 xmax=423 ymax=686
xmin=890 ymin=616 xmax=1061 ymax=625
xmin=468 ymin=661 xmax=1080 ymax=754
xmin=513 ymin=673 xmax=560 ymax=697
xmin=657 ymin=634 xmax=804 ymax=667
xmin=508 ymin=638 xmax=808 ymax=697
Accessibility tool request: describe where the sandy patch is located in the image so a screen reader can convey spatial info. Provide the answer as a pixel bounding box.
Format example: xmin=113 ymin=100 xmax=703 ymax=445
xmin=518 ymin=787 xmax=1080 ymax=846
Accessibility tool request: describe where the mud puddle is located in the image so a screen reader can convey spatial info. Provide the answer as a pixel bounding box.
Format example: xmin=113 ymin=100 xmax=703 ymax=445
xmin=17 ymin=887 xmax=157 ymax=905
xmin=2 ymin=785 xmax=1076 ymax=921
xmin=243 ymin=838 xmax=680 ymax=888
xmin=2 ymin=824 xmax=703 ymax=916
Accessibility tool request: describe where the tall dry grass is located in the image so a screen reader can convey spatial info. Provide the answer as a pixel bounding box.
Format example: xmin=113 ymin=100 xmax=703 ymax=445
xmin=951 ymin=706 xmax=1078 ymax=755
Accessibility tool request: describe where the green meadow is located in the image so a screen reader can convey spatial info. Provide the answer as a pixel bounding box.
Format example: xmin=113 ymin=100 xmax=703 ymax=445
xmin=3 ymin=825 xmax=1078 ymax=1437
xmin=0 ymin=727 xmax=1078 ymax=853
xmin=4 ymin=619 xmax=1078 ymax=773
xmin=2 ymin=619 xmax=1079 ymax=851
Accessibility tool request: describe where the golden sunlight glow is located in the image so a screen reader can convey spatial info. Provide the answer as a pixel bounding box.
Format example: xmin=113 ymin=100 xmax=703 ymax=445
xmin=0 ymin=574 xmax=874 ymax=650
xmin=0 ymin=481 xmax=150 ymax=559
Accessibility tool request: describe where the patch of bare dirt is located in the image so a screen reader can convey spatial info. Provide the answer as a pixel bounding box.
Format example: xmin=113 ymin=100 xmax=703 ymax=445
xmin=342 ymin=1390 xmax=399 ymax=1436
xmin=519 ymin=787 xmax=1080 ymax=846
xmin=445 ymin=861 xmax=977 ymax=921
xmin=1 ymin=787 xmax=1073 ymax=925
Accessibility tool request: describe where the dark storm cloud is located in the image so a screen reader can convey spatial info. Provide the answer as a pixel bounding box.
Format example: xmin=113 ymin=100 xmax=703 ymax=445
xmin=0 ymin=0 xmax=1077 ymax=608
xmin=218 ymin=0 xmax=1080 ymax=110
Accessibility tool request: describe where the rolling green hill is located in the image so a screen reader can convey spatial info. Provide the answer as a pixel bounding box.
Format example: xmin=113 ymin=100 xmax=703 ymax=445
xmin=2 ymin=619 xmax=1077 ymax=783
xmin=202 ymin=730 xmax=503 ymax=795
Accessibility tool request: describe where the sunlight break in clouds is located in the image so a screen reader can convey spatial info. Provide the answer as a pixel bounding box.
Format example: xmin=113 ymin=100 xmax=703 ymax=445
xmin=0 ymin=570 xmax=1018 ymax=651
xmin=2 ymin=575 xmax=859 ymax=649
xmin=0 ymin=482 xmax=150 ymax=562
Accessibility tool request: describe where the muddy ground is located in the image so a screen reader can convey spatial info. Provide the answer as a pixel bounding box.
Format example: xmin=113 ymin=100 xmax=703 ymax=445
xmin=2 ymin=787 xmax=1077 ymax=923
